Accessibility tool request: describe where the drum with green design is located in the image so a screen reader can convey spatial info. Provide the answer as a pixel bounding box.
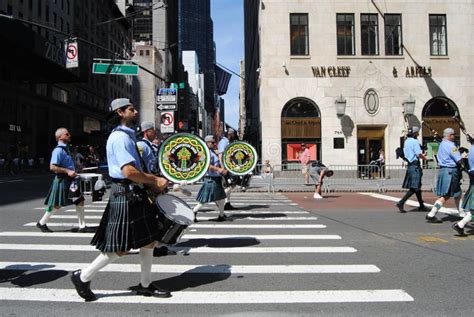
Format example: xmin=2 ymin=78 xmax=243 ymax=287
xmin=222 ymin=141 xmax=258 ymax=176
xmin=158 ymin=133 xmax=210 ymax=183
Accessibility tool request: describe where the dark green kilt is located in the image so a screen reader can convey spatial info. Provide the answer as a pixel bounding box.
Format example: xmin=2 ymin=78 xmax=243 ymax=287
xmin=196 ymin=176 xmax=227 ymax=203
xmin=402 ymin=165 xmax=422 ymax=190
xmin=91 ymin=183 xmax=162 ymax=253
xmin=461 ymin=176 xmax=474 ymax=211
xmin=44 ymin=175 xmax=72 ymax=211
xmin=435 ymin=167 xmax=462 ymax=198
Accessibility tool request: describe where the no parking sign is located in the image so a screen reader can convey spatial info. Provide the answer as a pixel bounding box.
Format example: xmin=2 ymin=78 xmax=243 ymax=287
xmin=160 ymin=111 xmax=175 ymax=133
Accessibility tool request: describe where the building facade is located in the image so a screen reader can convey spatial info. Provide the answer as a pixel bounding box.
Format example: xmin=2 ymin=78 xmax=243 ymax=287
xmin=244 ymin=0 xmax=474 ymax=167
xmin=0 ymin=0 xmax=132 ymax=161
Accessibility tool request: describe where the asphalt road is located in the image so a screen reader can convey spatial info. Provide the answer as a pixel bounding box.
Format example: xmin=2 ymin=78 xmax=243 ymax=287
xmin=0 ymin=175 xmax=473 ymax=316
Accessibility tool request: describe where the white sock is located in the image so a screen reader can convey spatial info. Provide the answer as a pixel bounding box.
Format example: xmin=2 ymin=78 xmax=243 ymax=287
xmin=216 ymin=199 xmax=226 ymax=217
xmin=76 ymin=205 xmax=86 ymax=228
xmin=457 ymin=212 xmax=472 ymax=228
xmin=225 ymin=189 xmax=232 ymax=204
xmin=39 ymin=208 xmax=59 ymax=225
xmin=428 ymin=200 xmax=443 ymax=217
xmin=193 ymin=203 xmax=204 ymax=213
xmin=81 ymin=252 xmax=119 ymax=282
xmin=140 ymin=247 xmax=154 ymax=288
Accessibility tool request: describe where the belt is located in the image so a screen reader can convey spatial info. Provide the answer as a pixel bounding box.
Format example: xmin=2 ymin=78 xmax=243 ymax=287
xmin=408 ymin=161 xmax=420 ymax=166
xmin=110 ymin=178 xmax=133 ymax=185
xmin=440 ymin=166 xmax=457 ymax=169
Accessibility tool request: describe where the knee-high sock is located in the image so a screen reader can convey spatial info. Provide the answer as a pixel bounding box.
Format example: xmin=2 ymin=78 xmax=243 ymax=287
xmin=225 ymin=187 xmax=232 ymax=204
xmin=39 ymin=207 xmax=59 ymax=225
xmin=428 ymin=200 xmax=443 ymax=217
xmin=140 ymin=247 xmax=154 ymax=288
xmin=415 ymin=190 xmax=424 ymax=206
xmin=193 ymin=202 xmax=204 ymax=213
xmin=80 ymin=252 xmax=119 ymax=282
xmin=76 ymin=205 xmax=86 ymax=228
xmin=457 ymin=212 xmax=472 ymax=228
xmin=399 ymin=189 xmax=415 ymax=205
xmin=216 ymin=199 xmax=226 ymax=217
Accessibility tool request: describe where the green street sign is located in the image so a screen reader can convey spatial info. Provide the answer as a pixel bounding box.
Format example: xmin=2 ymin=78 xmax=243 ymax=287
xmin=92 ymin=63 xmax=139 ymax=76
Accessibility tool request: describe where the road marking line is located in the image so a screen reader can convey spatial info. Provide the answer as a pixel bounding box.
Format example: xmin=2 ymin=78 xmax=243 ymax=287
xmin=0 ymin=232 xmax=341 ymax=240
xmin=23 ymin=222 xmax=327 ymax=229
xmin=0 ymin=244 xmax=356 ymax=253
xmin=0 ymin=288 xmax=413 ymax=303
xmin=0 ymin=262 xmax=378 ymax=274
xmin=359 ymin=192 xmax=460 ymax=214
xmin=49 ymin=215 xmax=319 ymax=221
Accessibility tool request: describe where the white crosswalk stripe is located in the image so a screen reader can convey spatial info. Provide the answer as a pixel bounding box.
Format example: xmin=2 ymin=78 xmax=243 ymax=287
xmin=3 ymin=192 xmax=414 ymax=306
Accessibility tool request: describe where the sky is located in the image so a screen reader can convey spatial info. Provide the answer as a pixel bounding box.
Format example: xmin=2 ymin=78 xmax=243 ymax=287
xmin=211 ymin=0 xmax=244 ymax=130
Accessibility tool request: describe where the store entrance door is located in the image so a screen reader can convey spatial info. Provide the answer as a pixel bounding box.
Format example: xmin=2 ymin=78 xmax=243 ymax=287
xmin=357 ymin=126 xmax=385 ymax=165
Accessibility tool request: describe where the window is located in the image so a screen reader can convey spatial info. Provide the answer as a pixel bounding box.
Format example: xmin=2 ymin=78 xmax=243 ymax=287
xmin=290 ymin=13 xmax=309 ymax=56
xmin=385 ymin=14 xmax=402 ymax=55
xmin=60 ymin=17 xmax=63 ymax=31
xmin=429 ymin=14 xmax=447 ymax=56
xmin=139 ymin=50 xmax=144 ymax=56
xmin=361 ymin=14 xmax=379 ymax=55
xmin=45 ymin=5 xmax=49 ymax=22
xmin=146 ymin=50 xmax=150 ymax=56
xmin=53 ymin=12 xmax=57 ymax=27
xmin=336 ymin=14 xmax=355 ymax=55
xmin=38 ymin=0 xmax=42 ymax=17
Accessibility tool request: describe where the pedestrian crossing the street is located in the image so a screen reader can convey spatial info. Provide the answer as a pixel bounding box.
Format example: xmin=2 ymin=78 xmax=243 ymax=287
xmin=0 ymin=192 xmax=414 ymax=306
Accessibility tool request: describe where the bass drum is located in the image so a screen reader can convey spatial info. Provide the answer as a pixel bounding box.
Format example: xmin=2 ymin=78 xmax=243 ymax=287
xmin=222 ymin=141 xmax=258 ymax=176
xmin=155 ymin=194 xmax=194 ymax=245
xmin=158 ymin=133 xmax=210 ymax=184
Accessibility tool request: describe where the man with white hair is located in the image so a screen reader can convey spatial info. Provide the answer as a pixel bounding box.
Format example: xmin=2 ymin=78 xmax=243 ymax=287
xmin=426 ymin=127 xmax=465 ymax=223
xmin=37 ymin=128 xmax=86 ymax=232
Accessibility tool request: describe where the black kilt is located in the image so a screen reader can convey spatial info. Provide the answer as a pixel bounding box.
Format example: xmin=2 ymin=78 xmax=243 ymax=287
xmin=91 ymin=182 xmax=162 ymax=253
xmin=402 ymin=164 xmax=423 ymax=190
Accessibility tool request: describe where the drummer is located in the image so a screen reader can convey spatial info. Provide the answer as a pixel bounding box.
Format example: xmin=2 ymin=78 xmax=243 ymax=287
xmin=37 ymin=128 xmax=86 ymax=233
xmin=452 ymin=141 xmax=474 ymax=235
xmin=218 ymin=128 xmax=238 ymax=210
xmin=71 ymin=98 xmax=170 ymax=301
xmin=136 ymin=121 xmax=158 ymax=174
xmin=193 ymin=135 xmax=229 ymax=222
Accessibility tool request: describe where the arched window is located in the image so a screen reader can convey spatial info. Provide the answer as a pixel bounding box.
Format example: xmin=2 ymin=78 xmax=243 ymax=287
xmin=422 ymin=96 xmax=458 ymax=117
xmin=281 ymin=98 xmax=320 ymax=118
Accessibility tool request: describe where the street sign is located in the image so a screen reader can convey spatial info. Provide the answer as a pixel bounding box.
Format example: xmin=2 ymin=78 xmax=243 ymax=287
xmin=160 ymin=111 xmax=175 ymax=133
xmin=65 ymin=41 xmax=78 ymax=69
xmin=92 ymin=63 xmax=139 ymax=76
xmin=157 ymin=104 xmax=177 ymax=111
xmin=157 ymin=88 xmax=177 ymax=103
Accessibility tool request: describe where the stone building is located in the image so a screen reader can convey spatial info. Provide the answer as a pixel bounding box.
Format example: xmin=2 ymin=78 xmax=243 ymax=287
xmin=244 ymin=0 xmax=474 ymax=167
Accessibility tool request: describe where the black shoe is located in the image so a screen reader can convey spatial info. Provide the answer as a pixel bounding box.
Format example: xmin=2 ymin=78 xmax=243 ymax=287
xmin=395 ymin=203 xmax=406 ymax=213
xmin=452 ymin=223 xmax=465 ymax=236
xmin=417 ymin=205 xmax=429 ymax=211
xmin=425 ymin=215 xmax=443 ymax=223
xmin=71 ymin=270 xmax=97 ymax=302
xmin=194 ymin=213 xmax=198 ymax=223
xmin=78 ymin=227 xmax=88 ymax=233
xmin=224 ymin=203 xmax=237 ymax=210
xmin=153 ymin=246 xmax=169 ymax=257
xmin=133 ymin=283 xmax=172 ymax=298
xmin=36 ymin=222 xmax=53 ymax=233
xmin=216 ymin=215 xmax=227 ymax=222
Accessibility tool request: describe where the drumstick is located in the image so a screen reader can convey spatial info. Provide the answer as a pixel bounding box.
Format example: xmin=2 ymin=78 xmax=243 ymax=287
xmin=172 ymin=183 xmax=192 ymax=197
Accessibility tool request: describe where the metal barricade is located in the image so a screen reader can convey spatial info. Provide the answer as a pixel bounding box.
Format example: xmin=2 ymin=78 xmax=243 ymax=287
xmin=246 ymin=164 xmax=274 ymax=192
xmin=381 ymin=165 xmax=438 ymax=192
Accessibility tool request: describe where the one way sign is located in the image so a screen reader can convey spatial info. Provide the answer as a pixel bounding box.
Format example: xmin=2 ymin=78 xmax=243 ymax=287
xmin=157 ymin=104 xmax=177 ymax=111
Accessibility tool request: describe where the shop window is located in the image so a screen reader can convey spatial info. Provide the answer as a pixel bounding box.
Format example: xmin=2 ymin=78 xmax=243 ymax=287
xmin=334 ymin=138 xmax=345 ymax=149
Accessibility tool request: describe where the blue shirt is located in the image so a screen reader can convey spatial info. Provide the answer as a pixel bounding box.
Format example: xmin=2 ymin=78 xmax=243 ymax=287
xmin=403 ymin=137 xmax=422 ymax=163
xmin=136 ymin=138 xmax=157 ymax=174
xmin=107 ymin=125 xmax=143 ymax=179
xmin=206 ymin=150 xmax=221 ymax=177
xmin=437 ymin=139 xmax=461 ymax=167
xmin=468 ymin=145 xmax=474 ymax=173
xmin=50 ymin=141 xmax=75 ymax=170
xmin=217 ymin=137 xmax=229 ymax=154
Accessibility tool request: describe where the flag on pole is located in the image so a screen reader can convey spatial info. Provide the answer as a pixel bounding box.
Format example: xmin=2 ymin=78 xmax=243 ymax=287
xmin=215 ymin=65 xmax=232 ymax=96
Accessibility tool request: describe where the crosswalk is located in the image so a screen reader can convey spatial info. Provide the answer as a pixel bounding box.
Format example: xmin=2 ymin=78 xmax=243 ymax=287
xmin=0 ymin=192 xmax=414 ymax=306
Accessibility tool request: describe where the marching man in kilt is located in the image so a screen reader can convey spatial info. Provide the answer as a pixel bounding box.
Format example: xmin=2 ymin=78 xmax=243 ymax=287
xmin=193 ymin=135 xmax=229 ymax=222
xmin=452 ymin=142 xmax=474 ymax=235
xmin=426 ymin=128 xmax=465 ymax=223
xmin=37 ymin=128 xmax=86 ymax=233
xmin=396 ymin=127 xmax=428 ymax=212
xmin=71 ymin=98 xmax=170 ymax=301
